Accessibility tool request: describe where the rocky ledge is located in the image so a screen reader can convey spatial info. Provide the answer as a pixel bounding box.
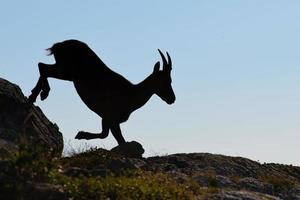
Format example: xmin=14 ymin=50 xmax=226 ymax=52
xmin=59 ymin=149 xmax=300 ymax=200
xmin=2 ymin=146 xmax=299 ymax=200
xmin=0 ymin=78 xmax=63 ymax=157
xmin=144 ymin=153 xmax=300 ymax=199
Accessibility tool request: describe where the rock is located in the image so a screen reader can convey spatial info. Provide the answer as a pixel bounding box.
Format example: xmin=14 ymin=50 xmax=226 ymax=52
xmin=286 ymin=186 xmax=300 ymax=200
xmin=0 ymin=78 xmax=63 ymax=157
xmin=162 ymin=163 xmax=178 ymax=172
xmin=62 ymin=166 xmax=109 ymax=177
xmin=216 ymin=175 xmax=236 ymax=188
xmin=144 ymin=153 xmax=300 ymax=199
xmin=214 ymin=190 xmax=282 ymax=200
xmin=0 ymin=139 xmax=18 ymax=158
xmin=192 ymin=174 xmax=235 ymax=188
xmin=0 ymin=160 xmax=14 ymax=185
xmin=128 ymin=158 xmax=147 ymax=169
xmin=167 ymin=171 xmax=189 ymax=184
xmin=167 ymin=155 xmax=190 ymax=168
xmin=239 ymin=177 xmax=274 ymax=194
xmin=62 ymin=167 xmax=90 ymax=177
xmin=107 ymin=158 xmax=137 ymax=173
xmin=23 ymin=182 xmax=67 ymax=200
xmin=111 ymin=141 xmax=144 ymax=158
xmin=89 ymin=168 xmax=109 ymax=177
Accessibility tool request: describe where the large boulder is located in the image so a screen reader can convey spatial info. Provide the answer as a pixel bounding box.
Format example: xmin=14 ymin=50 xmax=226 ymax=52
xmin=0 ymin=78 xmax=63 ymax=157
xmin=111 ymin=141 xmax=144 ymax=158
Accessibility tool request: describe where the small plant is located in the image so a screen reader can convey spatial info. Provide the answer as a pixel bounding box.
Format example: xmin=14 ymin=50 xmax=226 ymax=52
xmin=13 ymin=138 xmax=58 ymax=181
xmin=60 ymin=147 xmax=119 ymax=170
xmin=203 ymin=169 xmax=219 ymax=188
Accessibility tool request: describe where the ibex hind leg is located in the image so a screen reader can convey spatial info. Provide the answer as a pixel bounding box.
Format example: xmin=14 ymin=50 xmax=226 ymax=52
xmin=28 ymin=76 xmax=44 ymax=103
xmin=75 ymin=119 xmax=109 ymax=140
xmin=28 ymin=63 xmax=72 ymax=103
xmin=38 ymin=63 xmax=51 ymax=101
xmin=28 ymin=63 xmax=52 ymax=103
xmin=110 ymin=123 xmax=126 ymax=145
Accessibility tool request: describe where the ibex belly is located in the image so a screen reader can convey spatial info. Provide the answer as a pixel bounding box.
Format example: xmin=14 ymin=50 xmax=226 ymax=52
xmin=73 ymin=79 xmax=131 ymax=123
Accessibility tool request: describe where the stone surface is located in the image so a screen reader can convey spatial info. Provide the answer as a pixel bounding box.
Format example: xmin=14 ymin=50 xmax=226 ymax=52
xmin=214 ymin=190 xmax=282 ymax=200
xmin=0 ymin=78 xmax=63 ymax=157
xmin=107 ymin=158 xmax=138 ymax=173
xmin=239 ymin=177 xmax=274 ymax=194
xmin=23 ymin=182 xmax=67 ymax=200
xmin=0 ymin=138 xmax=18 ymax=158
xmin=144 ymin=153 xmax=300 ymax=199
xmin=111 ymin=141 xmax=144 ymax=158
xmin=1 ymin=145 xmax=300 ymax=199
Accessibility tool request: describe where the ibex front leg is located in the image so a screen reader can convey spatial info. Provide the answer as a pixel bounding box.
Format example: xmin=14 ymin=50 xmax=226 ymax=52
xmin=75 ymin=119 xmax=109 ymax=140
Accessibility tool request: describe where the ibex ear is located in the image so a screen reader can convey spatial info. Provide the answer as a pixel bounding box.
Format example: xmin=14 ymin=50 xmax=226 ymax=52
xmin=153 ymin=61 xmax=160 ymax=74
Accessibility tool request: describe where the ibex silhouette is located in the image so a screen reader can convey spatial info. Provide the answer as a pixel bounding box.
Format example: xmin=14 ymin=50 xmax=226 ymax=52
xmin=28 ymin=40 xmax=175 ymax=145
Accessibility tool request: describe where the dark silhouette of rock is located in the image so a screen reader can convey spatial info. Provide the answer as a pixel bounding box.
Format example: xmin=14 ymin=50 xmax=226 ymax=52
xmin=111 ymin=141 xmax=145 ymax=158
xmin=57 ymin=151 xmax=300 ymax=199
xmin=239 ymin=177 xmax=274 ymax=194
xmin=0 ymin=139 xmax=18 ymax=158
xmin=107 ymin=158 xmax=138 ymax=173
xmin=214 ymin=190 xmax=280 ymax=200
xmin=0 ymin=78 xmax=63 ymax=157
xmin=28 ymin=40 xmax=175 ymax=145
xmin=23 ymin=182 xmax=67 ymax=200
xmin=142 ymin=153 xmax=300 ymax=199
xmin=1 ymin=143 xmax=299 ymax=199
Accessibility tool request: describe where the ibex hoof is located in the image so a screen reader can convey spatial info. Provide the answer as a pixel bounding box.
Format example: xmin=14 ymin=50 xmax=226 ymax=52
xmin=27 ymin=94 xmax=36 ymax=104
xmin=40 ymin=90 xmax=49 ymax=101
xmin=75 ymin=131 xmax=87 ymax=140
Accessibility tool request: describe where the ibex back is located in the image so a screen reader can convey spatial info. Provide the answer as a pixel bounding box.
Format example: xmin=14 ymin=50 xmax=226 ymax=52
xmin=28 ymin=40 xmax=175 ymax=145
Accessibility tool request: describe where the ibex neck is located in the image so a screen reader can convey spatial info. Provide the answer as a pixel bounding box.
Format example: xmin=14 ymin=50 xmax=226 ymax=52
xmin=132 ymin=75 xmax=155 ymax=111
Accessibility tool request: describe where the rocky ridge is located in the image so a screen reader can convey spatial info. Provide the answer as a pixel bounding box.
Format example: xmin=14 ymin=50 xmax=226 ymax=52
xmin=59 ymin=149 xmax=300 ymax=200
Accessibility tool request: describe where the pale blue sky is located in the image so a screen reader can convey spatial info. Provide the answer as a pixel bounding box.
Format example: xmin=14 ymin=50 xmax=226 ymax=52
xmin=1 ymin=1 xmax=300 ymax=165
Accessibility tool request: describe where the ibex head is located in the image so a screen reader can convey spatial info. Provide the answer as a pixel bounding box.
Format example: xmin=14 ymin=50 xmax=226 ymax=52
xmin=152 ymin=49 xmax=176 ymax=105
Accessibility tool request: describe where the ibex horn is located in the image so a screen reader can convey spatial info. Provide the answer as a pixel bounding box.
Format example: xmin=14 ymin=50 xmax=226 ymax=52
xmin=166 ymin=52 xmax=172 ymax=69
xmin=158 ymin=49 xmax=167 ymax=70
